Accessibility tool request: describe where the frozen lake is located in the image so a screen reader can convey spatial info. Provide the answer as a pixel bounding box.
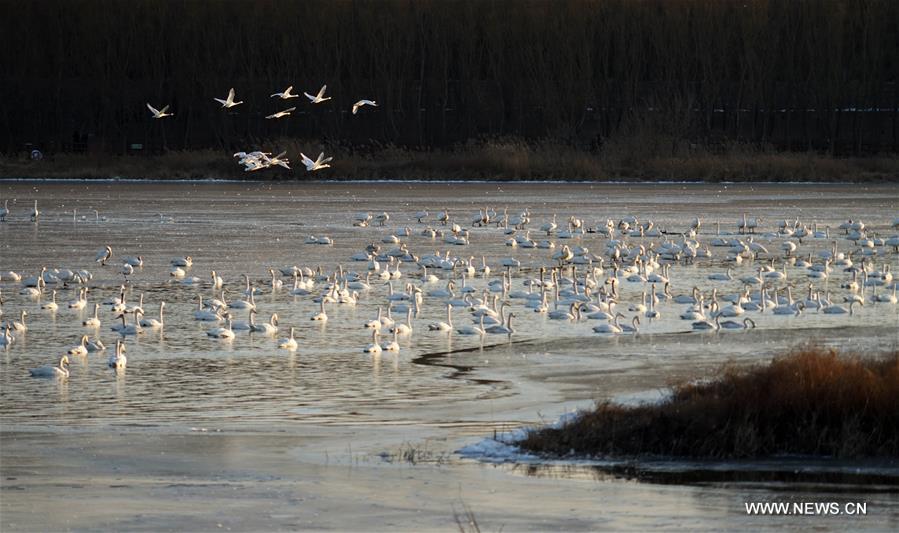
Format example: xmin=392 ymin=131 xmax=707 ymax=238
xmin=1 ymin=181 xmax=898 ymax=530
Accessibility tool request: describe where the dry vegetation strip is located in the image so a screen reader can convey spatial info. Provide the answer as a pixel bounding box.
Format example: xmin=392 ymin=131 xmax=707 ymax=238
xmin=521 ymin=347 xmax=899 ymax=459
xmin=2 ymin=140 xmax=898 ymax=182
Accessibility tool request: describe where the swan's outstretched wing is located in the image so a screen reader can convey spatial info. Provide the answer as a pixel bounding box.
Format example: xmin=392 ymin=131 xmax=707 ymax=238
xmin=270 ymin=91 xmax=281 ymax=98
xmin=320 ymin=156 xmax=333 ymax=164
xmin=285 ymin=86 xmax=294 ymax=95
xmin=300 ymin=152 xmax=315 ymax=167
xmin=227 ymin=88 xmax=236 ymax=101
xmin=146 ymin=103 xmax=160 ymax=115
xmin=214 ymin=98 xmax=227 ymax=106
xmin=352 ymin=101 xmax=361 ymax=114
xmin=316 ymin=85 xmax=327 ymax=99
xmin=314 ymin=152 xmax=326 ymax=164
xmin=160 ymin=105 xmax=170 ymax=114
xmin=282 ymin=107 xmax=296 ymax=114
xmin=274 ymin=151 xmax=287 ymax=160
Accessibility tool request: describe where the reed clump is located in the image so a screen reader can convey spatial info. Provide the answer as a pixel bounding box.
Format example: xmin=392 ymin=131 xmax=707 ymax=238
xmin=521 ymin=346 xmax=899 ymax=459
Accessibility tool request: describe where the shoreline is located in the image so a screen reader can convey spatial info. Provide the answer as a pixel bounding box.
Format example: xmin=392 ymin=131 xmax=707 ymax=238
xmin=2 ymin=143 xmax=898 ymax=183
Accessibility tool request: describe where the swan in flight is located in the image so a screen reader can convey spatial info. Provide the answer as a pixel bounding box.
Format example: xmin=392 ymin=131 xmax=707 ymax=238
xmin=271 ymin=86 xmax=300 ymax=99
xmin=266 ymin=107 xmax=296 ymax=119
xmin=352 ymin=99 xmax=378 ymax=114
xmin=304 ymin=85 xmax=331 ymax=103
xmin=146 ymin=103 xmax=173 ymax=118
xmin=300 ymin=152 xmax=333 ymax=171
xmin=214 ymin=88 xmax=243 ymax=108
xmin=29 ymin=355 xmax=70 ymax=378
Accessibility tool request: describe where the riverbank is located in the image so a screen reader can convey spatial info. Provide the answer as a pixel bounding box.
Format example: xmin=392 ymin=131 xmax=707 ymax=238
xmin=2 ymin=140 xmax=898 ymax=182
xmin=521 ymin=347 xmax=899 ymax=460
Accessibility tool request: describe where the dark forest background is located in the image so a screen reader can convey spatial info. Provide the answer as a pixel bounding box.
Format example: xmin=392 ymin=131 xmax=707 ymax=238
xmin=1 ymin=0 xmax=897 ymax=160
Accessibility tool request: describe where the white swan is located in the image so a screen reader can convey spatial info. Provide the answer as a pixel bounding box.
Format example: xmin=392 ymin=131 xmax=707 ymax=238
xmin=486 ymin=312 xmax=514 ymax=335
xmin=266 ymin=107 xmax=296 ymax=119
xmin=108 ymin=340 xmax=126 ymax=369
xmin=390 ymin=308 xmax=413 ymax=335
xmin=304 ymin=85 xmax=331 ymax=103
xmin=300 ymin=152 xmax=333 ymax=171
xmin=30 ymin=200 xmax=39 ymax=222
xmin=67 ymin=335 xmax=89 ymax=357
xmin=252 ymin=313 xmax=279 ymax=334
xmin=5 ymin=310 xmax=28 ymax=331
xmin=278 ymin=327 xmax=298 ymax=350
xmin=146 ymin=103 xmax=173 ymax=118
xmin=271 ymin=86 xmax=300 ymax=99
xmin=310 ymin=300 xmax=328 ymax=322
xmin=593 ymin=313 xmax=623 ymax=334
xmin=692 ymin=315 xmax=721 ymax=331
xmin=363 ymin=330 xmax=382 ymax=354
xmin=67 ymin=287 xmax=88 ymax=309
xmin=428 ymin=304 xmax=454 ymax=331
xmin=41 ymin=290 xmax=59 ymax=311
xmin=113 ymin=312 xmax=143 ymax=336
xmin=207 ymin=318 xmax=235 ymax=339
xmin=380 ymin=329 xmax=400 ymax=352
xmin=0 ymin=324 xmax=12 ymax=347
xmin=82 ymin=303 xmax=101 ymax=327
xmin=719 ymin=317 xmax=757 ymax=330
xmin=140 ymin=302 xmax=165 ymax=328
xmin=456 ymin=315 xmax=485 ymax=336
xmin=352 ymin=99 xmax=378 ymax=114
xmin=214 ymin=88 xmax=243 ymax=108
xmin=30 ymin=355 xmax=69 ymax=378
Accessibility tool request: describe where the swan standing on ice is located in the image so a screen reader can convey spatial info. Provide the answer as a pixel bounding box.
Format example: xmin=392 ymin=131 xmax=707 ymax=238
xmin=266 ymin=107 xmax=296 ymax=119
xmin=30 ymin=355 xmax=69 ymax=378
xmin=271 ymin=86 xmax=300 ymax=99
xmin=304 ymin=85 xmax=331 ymax=103
xmin=95 ymin=246 xmax=113 ymax=266
xmin=146 ymin=103 xmax=173 ymax=118
xmin=30 ymin=200 xmax=39 ymax=222
xmin=214 ymin=88 xmax=243 ymax=108
xmin=352 ymin=99 xmax=378 ymax=114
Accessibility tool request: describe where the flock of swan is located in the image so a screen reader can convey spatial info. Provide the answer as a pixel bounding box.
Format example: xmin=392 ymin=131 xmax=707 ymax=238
xmin=147 ymin=84 xmax=376 ymax=173
xmin=1 ymin=201 xmax=898 ymax=379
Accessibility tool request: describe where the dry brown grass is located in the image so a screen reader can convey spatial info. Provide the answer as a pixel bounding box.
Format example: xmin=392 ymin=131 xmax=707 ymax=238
xmin=521 ymin=346 xmax=899 ymax=459
xmin=1 ymin=139 xmax=896 ymax=182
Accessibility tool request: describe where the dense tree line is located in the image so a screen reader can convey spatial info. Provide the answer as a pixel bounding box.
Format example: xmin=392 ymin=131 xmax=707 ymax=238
xmin=1 ymin=0 xmax=896 ymax=156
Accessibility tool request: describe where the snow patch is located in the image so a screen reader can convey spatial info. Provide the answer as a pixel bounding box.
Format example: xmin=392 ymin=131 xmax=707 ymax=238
xmin=456 ymin=410 xmax=583 ymax=463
